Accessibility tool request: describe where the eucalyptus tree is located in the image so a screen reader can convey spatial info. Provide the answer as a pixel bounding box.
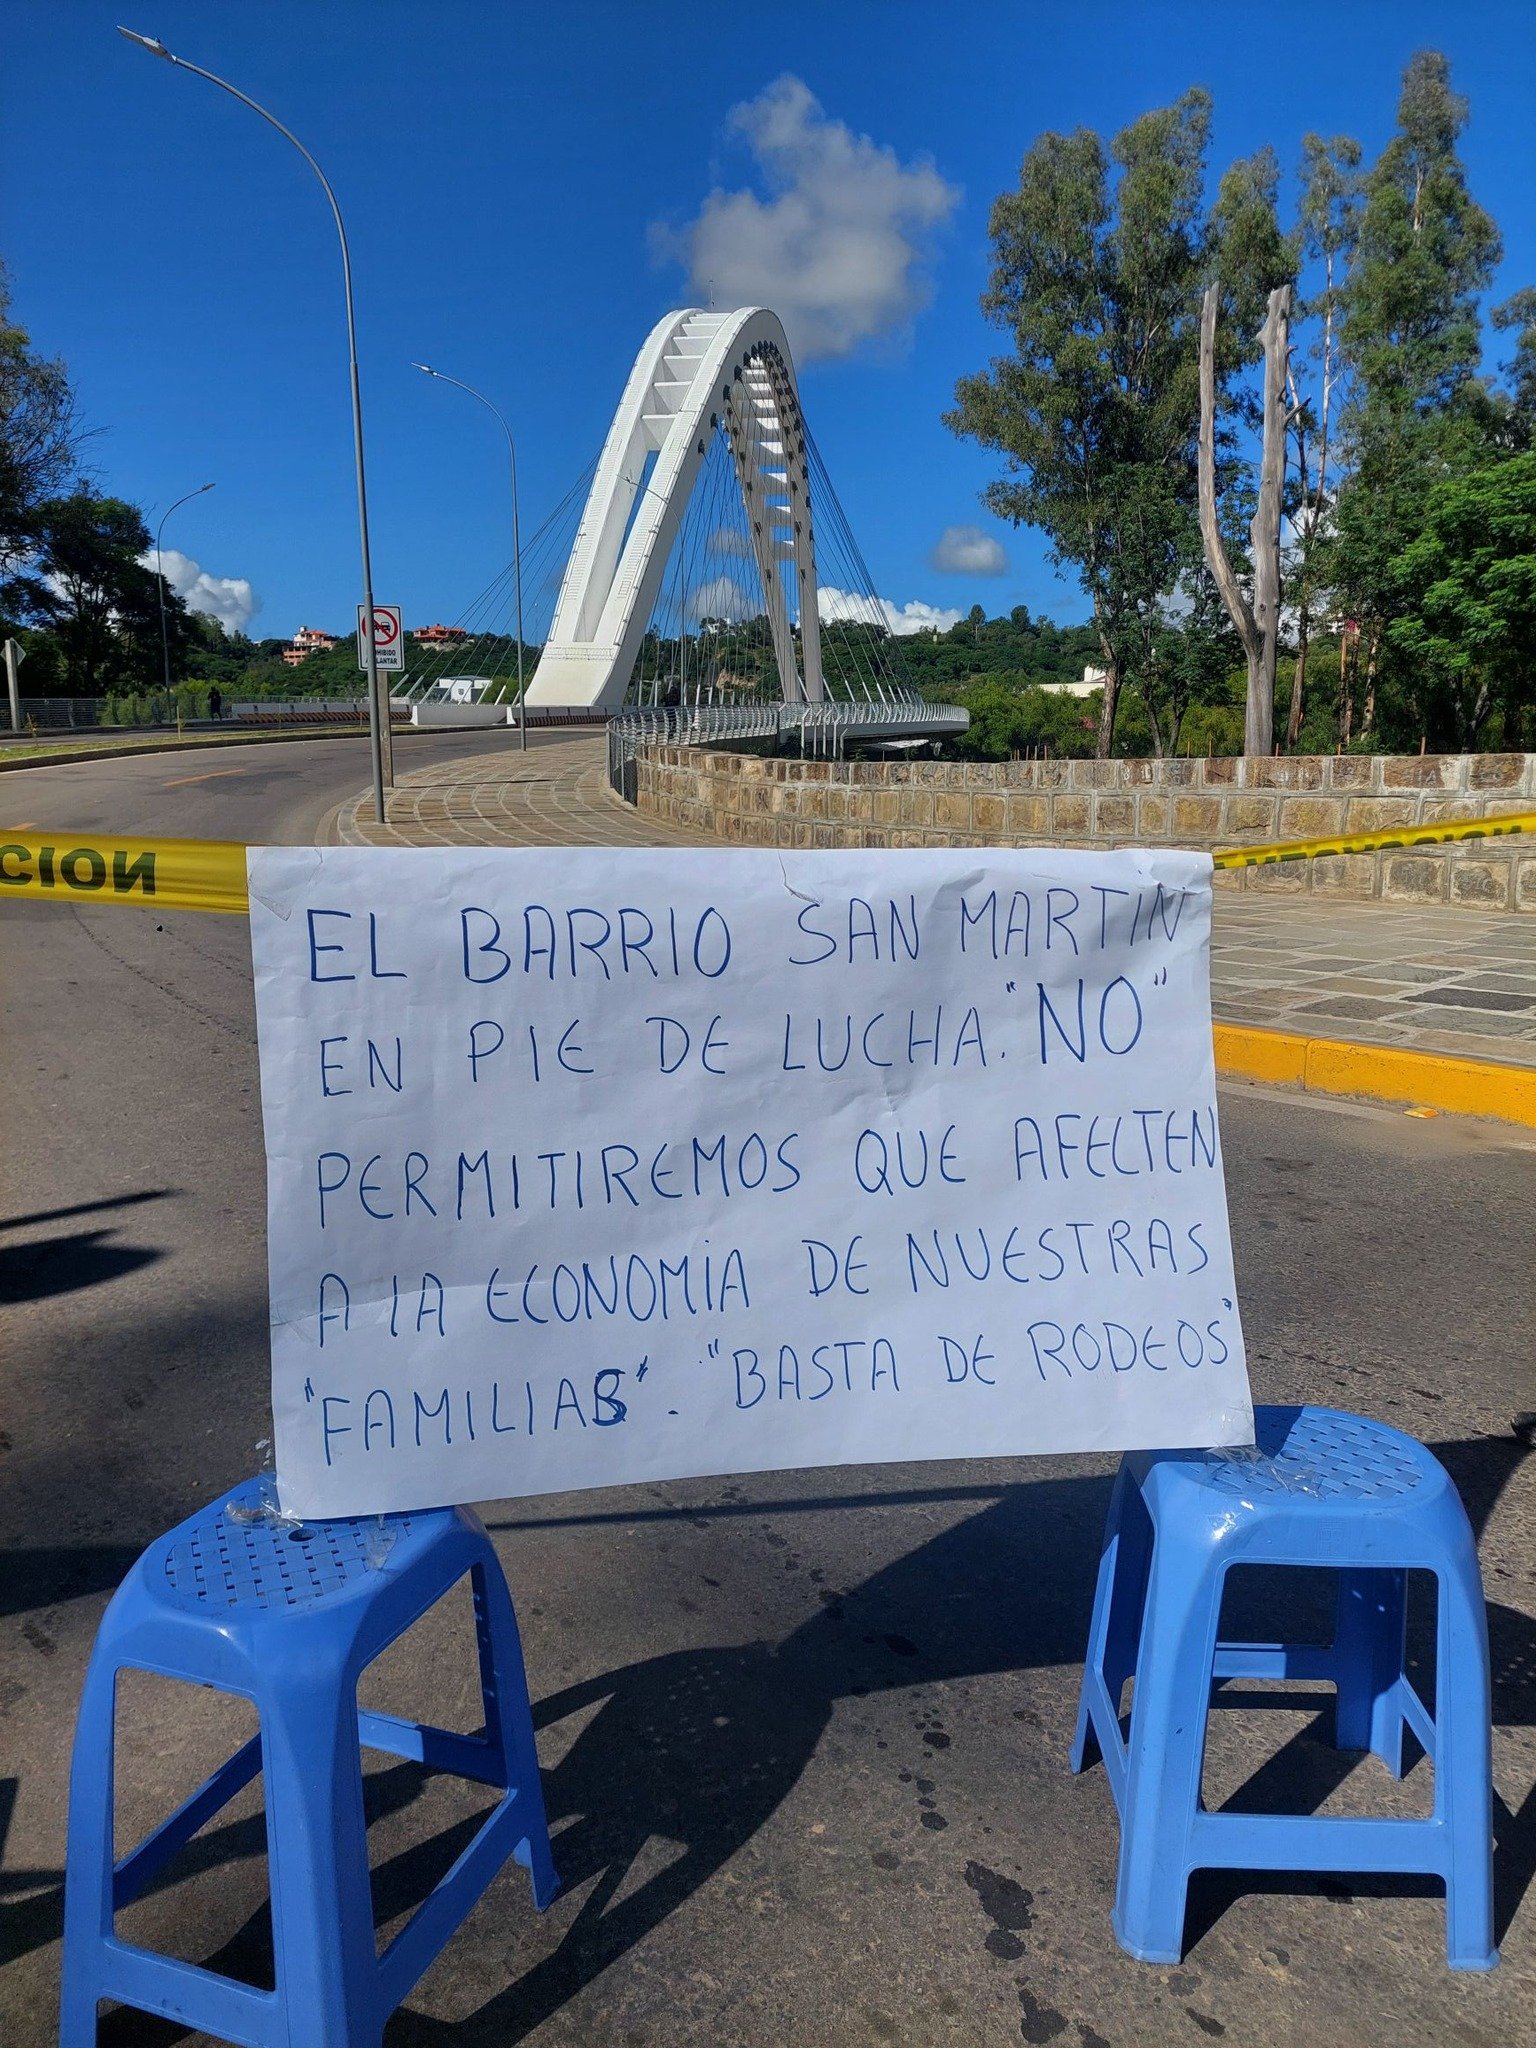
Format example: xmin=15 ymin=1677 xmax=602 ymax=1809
xmin=948 ymin=91 xmax=1212 ymax=756
xmin=1333 ymin=51 xmax=1501 ymax=736
xmin=1491 ymin=288 xmax=1536 ymax=448
xmin=1282 ymin=135 xmax=1360 ymax=747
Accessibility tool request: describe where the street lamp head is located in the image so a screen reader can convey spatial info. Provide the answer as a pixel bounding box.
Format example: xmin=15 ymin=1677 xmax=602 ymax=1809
xmin=411 ymin=362 xmax=439 ymax=378
xmin=117 ymin=27 xmax=175 ymax=60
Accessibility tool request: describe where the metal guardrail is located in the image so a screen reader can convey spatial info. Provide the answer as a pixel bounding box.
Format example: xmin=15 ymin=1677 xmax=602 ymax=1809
xmin=231 ymin=699 xmax=409 ymax=723
xmin=781 ymin=699 xmax=971 ymax=755
xmin=17 ymin=696 xmax=105 ymax=728
xmin=605 ymin=699 xmax=969 ymax=800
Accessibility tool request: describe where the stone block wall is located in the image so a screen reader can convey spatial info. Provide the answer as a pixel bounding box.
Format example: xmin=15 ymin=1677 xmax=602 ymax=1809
xmin=632 ymin=746 xmax=1536 ymax=913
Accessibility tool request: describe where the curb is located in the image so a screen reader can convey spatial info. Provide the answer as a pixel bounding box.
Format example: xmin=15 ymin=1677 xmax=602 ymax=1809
xmin=0 ymin=726 xmax=379 ymax=771
xmin=1213 ymin=1022 xmax=1536 ymax=1129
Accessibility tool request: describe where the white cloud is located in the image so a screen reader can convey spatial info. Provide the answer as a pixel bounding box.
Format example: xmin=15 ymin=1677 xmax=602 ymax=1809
xmin=690 ymin=574 xmax=756 ymax=623
xmin=706 ymin=527 xmax=756 ymax=561
xmin=140 ymin=548 xmax=260 ymax=635
xmin=818 ymin=585 xmax=960 ymax=637
xmin=930 ymin=523 xmax=1008 ymax=576
xmin=652 ymin=76 xmax=960 ymax=362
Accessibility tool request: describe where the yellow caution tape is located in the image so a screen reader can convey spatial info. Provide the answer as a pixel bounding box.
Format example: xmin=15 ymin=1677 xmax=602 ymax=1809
xmin=1 ymin=809 xmax=1532 ymax=915
xmin=0 ymin=831 xmax=249 ymax=913
xmin=1212 ymin=808 xmax=1536 ymax=870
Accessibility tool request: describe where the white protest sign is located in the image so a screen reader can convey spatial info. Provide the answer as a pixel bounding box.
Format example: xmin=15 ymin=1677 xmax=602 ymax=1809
xmin=248 ymin=846 xmax=1254 ymax=1517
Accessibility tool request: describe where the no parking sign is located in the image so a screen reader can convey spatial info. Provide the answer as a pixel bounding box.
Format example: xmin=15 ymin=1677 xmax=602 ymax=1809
xmin=357 ymin=603 xmax=403 ymax=673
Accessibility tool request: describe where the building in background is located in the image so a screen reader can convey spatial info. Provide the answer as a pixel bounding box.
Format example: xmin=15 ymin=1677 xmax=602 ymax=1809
xmin=281 ymin=625 xmax=338 ymax=667
xmin=1038 ymin=665 xmax=1107 ymax=699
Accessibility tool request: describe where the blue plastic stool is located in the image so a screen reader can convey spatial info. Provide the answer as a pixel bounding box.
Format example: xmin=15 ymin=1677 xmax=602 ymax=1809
xmin=1070 ymin=1405 xmax=1496 ymax=1970
xmin=60 ymin=1478 xmax=559 ymax=2046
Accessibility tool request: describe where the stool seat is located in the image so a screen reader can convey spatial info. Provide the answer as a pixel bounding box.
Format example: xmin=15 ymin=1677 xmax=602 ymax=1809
xmin=161 ymin=1485 xmax=432 ymax=1612
xmin=1182 ymin=1405 xmax=1427 ymax=1504
xmin=1071 ymin=1405 xmax=1496 ymax=1971
xmin=61 ymin=1479 xmax=559 ymax=2046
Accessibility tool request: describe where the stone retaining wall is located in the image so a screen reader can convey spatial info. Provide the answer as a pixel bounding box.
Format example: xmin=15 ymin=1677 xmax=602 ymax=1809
xmin=633 ymin=746 xmax=1536 ymax=912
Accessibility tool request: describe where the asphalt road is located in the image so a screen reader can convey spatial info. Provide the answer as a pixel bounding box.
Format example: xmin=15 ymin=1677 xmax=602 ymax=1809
xmin=1 ymin=736 xmax=1533 ymax=2047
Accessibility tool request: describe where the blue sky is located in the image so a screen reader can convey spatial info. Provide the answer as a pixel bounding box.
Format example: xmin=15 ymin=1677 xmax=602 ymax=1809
xmin=5 ymin=0 xmax=1534 ymax=642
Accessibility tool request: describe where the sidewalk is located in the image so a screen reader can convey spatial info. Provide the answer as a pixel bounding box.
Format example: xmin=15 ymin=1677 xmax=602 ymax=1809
xmin=332 ymin=736 xmax=1536 ymax=1073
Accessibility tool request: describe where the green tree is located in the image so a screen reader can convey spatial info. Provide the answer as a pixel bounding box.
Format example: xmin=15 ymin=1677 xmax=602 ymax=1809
xmin=1283 ymin=134 xmax=1361 ymax=747
xmin=947 ymin=91 xmax=1213 ymax=757
xmin=1148 ymin=572 xmax=1244 ymax=756
xmin=0 ymin=261 xmax=83 ymax=598
xmin=1383 ymin=453 xmax=1536 ymax=748
xmin=1198 ymin=146 xmax=1297 ymax=753
xmin=1210 ymin=146 xmax=1297 ymax=384
xmin=1491 ymin=288 xmax=1536 ymax=447
xmin=1333 ymin=51 xmax=1502 ymax=737
xmin=23 ymin=493 xmax=180 ymax=694
xmin=938 ymin=680 xmax=1099 ymax=761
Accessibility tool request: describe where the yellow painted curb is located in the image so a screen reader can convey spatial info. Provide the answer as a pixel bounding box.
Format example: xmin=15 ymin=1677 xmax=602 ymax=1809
xmin=1214 ymin=1022 xmax=1536 ymax=1129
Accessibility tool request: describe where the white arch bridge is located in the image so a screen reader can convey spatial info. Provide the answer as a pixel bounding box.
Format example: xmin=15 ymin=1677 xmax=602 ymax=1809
xmin=400 ymin=307 xmax=967 ymax=750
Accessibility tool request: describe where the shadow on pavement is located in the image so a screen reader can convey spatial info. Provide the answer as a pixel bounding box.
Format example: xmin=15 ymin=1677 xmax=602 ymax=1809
xmin=0 ymin=1229 xmax=162 ymax=1306
xmin=0 ymin=1547 xmax=147 ymax=1625
xmin=0 ymin=1191 xmax=178 ymax=1235
xmin=7 ymin=1434 xmax=1532 ymax=2044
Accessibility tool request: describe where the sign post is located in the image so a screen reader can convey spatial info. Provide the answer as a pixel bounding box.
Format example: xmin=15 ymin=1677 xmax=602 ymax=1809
xmin=4 ymin=638 xmax=25 ymax=733
xmin=357 ymin=606 xmax=401 ymax=791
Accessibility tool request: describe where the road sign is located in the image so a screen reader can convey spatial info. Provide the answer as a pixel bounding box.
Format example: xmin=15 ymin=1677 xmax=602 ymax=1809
xmin=357 ymin=604 xmax=403 ymax=673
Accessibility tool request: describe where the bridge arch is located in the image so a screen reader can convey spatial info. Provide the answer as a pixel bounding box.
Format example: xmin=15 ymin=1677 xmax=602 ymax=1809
xmin=525 ymin=308 xmax=825 ymax=709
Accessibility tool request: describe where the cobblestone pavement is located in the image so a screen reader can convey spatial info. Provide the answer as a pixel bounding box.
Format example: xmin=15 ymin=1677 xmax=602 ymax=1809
xmin=334 ymin=737 xmax=1536 ymax=1069
xmin=331 ymin=733 xmax=713 ymax=850
xmin=1207 ymin=895 xmax=1536 ymax=1067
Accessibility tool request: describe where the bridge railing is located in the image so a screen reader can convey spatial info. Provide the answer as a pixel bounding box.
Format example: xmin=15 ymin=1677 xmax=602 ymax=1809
xmin=605 ymin=699 xmax=968 ymax=801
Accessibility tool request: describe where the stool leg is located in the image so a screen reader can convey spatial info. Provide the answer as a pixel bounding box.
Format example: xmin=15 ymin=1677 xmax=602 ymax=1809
xmin=60 ymin=1655 xmax=119 ymax=2048
xmin=472 ymin=1559 xmax=559 ymax=1911
xmin=1112 ymin=1546 xmax=1223 ymax=1965
xmin=261 ymin=1676 xmax=384 ymax=2046
xmin=1435 ymin=1559 xmax=1497 ymax=1970
xmin=1072 ymin=1466 xmax=1150 ymax=1777
xmin=1334 ymin=1568 xmax=1406 ymax=1776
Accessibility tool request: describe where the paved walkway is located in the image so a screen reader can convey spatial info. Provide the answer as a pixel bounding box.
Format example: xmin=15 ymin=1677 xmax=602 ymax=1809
xmin=332 ymin=734 xmax=712 ymax=850
xmin=333 ymin=738 xmax=1536 ymax=1069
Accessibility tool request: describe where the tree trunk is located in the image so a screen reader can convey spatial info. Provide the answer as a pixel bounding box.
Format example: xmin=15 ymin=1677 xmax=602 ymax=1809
xmin=1198 ymin=285 xmax=1261 ymax=686
xmin=1143 ymin=688 xmax=1166 ymax=759
xmin=1092 ymin=612 xmax=1119 ymax=760
xmin=1094 ymin=672 xmax=1119 ymax=759
xmin=1338 ymin=625 xmax=1356 ymax=748
xmin=1140 ymin=617 xmax=1165 ymax=758
xmin=1361 ymin=621 xmax=1381 ymax=734
xmin=1197 ymin=281 xmax=1290 ymax=759
xmin=1248 ymin=284 xmax=1291 ymax=756
xmin=1286 ymin=606 xmax=1308 ymax=750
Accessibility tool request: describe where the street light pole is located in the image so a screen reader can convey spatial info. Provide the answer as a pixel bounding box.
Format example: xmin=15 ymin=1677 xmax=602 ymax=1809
xmin=118 ymin=27 xmax=393 ymax=820
xmin=155 ymin=480 xmax=215 ymax=715
xmin=412 ymin=363 xmax=527 ymax=751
